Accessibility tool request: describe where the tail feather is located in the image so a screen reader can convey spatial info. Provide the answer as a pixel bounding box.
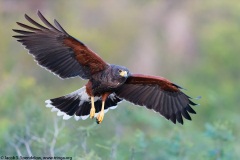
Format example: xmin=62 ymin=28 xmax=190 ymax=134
xmin=45 ymin=86 xmax=122 ymax=121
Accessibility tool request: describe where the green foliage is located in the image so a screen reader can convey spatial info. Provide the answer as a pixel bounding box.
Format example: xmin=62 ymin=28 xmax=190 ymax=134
xmin=203 ymin=122 xmax=237 ymax=160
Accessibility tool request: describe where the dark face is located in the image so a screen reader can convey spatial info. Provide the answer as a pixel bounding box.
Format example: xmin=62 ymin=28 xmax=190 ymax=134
xmin=110 ymin=64 xmax=130 ymax=86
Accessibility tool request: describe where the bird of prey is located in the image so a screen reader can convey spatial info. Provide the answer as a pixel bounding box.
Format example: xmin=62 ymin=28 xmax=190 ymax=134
xmin=13 ymin=11 xmax=199 ymax=124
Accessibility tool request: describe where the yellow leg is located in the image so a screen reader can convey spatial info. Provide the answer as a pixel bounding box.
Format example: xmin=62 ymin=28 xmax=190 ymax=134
xmin=96 ymin=101 xmax=105 ymax=124
xmin=90 ymin=96 xmax=95 ymax=119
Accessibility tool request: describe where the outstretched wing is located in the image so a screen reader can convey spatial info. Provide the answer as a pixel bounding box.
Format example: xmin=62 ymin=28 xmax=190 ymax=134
xmin=115 ymin=74 xmax=199 ymax=124
xmin=13 ymin=10 xmax=108 ymax=79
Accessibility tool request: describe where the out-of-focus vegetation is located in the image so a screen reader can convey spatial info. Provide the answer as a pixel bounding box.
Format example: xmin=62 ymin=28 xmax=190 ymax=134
xmin=1 ymin=0 xmax=240 ymax=159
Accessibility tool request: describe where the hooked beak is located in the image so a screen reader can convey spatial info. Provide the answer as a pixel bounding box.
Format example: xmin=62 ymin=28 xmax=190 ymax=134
xmin=119 ymin=70 xmax=128 ymax=77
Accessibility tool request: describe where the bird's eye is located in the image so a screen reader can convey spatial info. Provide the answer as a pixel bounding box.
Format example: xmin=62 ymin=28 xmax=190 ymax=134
xmin=118 ymin=69 xmax=122 ymax=73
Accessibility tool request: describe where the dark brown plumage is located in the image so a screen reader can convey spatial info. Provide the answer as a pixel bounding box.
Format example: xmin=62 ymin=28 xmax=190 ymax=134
xmin=13 ymin=11 xmax=199 ymax=124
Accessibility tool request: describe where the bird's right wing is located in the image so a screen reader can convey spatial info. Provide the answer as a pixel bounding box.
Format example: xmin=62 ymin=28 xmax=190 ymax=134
xmin=115 ymin=74 xmax=199 ymax=124
xmin=13 ymin=11 xmax=108 ymax=79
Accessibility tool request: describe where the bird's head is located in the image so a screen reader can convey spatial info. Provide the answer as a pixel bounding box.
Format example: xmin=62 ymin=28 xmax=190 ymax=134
xmin=110 ymin=64 xmax=130 ymax=85
xmin=114 ymin=65 xmax=130 ymax=78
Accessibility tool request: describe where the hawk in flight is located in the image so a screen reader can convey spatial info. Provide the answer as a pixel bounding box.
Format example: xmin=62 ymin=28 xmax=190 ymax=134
xmin=13 ymin=11 xmax=199 ymax=124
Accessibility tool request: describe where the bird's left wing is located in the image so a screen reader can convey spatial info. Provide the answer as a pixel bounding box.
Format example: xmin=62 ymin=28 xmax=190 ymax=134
xmin=13 ymin=11 xmax=108 ymax=79
xmin=115 ymin=74 xmax=199 ymax=124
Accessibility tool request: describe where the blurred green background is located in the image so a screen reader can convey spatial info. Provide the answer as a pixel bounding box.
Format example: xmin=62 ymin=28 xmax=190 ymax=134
xmin=1 ymin=0 xmax=240 ymax=159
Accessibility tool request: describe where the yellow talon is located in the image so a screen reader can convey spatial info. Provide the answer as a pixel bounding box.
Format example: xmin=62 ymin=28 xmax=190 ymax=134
xmin=90 ymin=97 xmax=95 ymax=119
xmin=97 ymin=101 xmax=105 ymax=124
xmin=97 ymin=111 xmax=104 ymax=124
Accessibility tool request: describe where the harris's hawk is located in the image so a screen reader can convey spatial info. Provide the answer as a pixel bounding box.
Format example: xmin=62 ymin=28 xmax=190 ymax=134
xmin=13 ymin=11 xmax=199 ymax=124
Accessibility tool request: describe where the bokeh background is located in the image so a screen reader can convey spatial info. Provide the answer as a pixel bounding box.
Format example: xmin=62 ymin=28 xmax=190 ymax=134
xmin=1 ymin=0 xmax=240 ymax=159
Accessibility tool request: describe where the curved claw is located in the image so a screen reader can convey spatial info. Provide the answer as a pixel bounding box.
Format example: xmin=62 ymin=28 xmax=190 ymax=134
xmin=96 ymin=111 xmax=104 ymax=124
xmin=96 ymin=101 xmax=105 ymax=124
